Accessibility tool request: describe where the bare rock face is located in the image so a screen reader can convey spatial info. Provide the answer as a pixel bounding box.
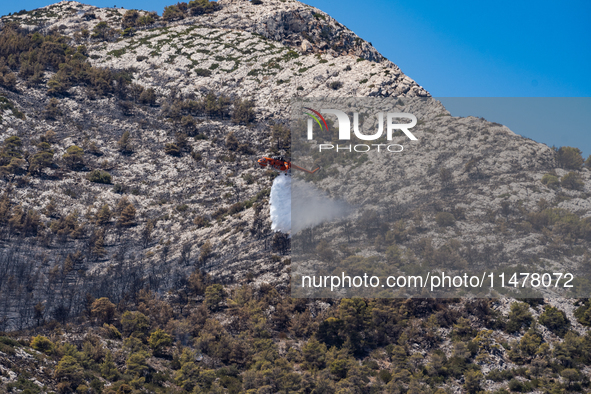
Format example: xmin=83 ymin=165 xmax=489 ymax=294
xmin=197 ymin=0 xmax=387 ymax=62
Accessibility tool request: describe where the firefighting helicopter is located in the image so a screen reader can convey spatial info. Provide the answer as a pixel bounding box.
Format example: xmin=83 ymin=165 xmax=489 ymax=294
xmin=257 ymin=156 xmax=320 ymax=175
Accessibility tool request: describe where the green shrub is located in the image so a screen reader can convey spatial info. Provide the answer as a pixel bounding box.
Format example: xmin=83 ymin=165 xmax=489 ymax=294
xmin=464 ymin=370 xmax=483 ymax=394
xmin=121 ymin=311 xmax=150 ymax=337
xmin=574 ymin=300 xmax=591 ymax=326
xmin=118 ymin=130 xmax=133 ymax=153
xmin=204 ymin=284 xmax=226 ymax=311
xmin=538 ymin=305 xmax=570 ymax=337
xmin=561 ymin=171 xmax=584 ymax=190
xmin=195 ymin=68 xmax=212 ymax=77
xmin=103 ymin=324 xmax=122 ymax=339
xmin=508 ymin=378 xmax=534 ymax=392
xmin=243 ymin=173 xmax=255 ymax=184
xmin=0 ymin=336 xmax=21 ymax=348
xmin=0 ymin=96 xmax=25 ymax=119
xmin=149 ymin=329 xmax=173 ymax=356
xmin=164 ymin=143 xmax=181 ymax=156
xmin=139 ymin=88 xmax=156 ymax=105
xmin=505 ymin=302 xmax=532 ymax=333
xmin=91 ymin=297 xmax=116 ymax=324
xmin=302 ymin=338 xmax=327 ymax=370
xmin=126 ymin=351 xmax=149 ymax=376
xmin=377 ymin=369 xmax=392 ymax=383
xmin=113 ymin=183 xmax=126 ymax=194
xmin=63 ymin=145 xmax=84 ymax=170
xmin=91 ymin=21 xmax=116 ymax=40
xmin=29 ymin=150 xmax=54 ymax=174
xmin=194 ymin=215 xmax=209 ymax=228
xmin=87 ymin=169 xmax=112 ymax=184
xmin=487 ymin=369 xmax=515 ymax=382
xmin=163 ymin=5 xmax=185 ymax=21
xmin=435 ymin=212 xmax=455 ymax=227
xmin=561 ymin=368 xmax=582 ymax=387
xmin=31 ymin=335 xmax=54 ymax=354
xmin=328 ymin=81 xmax=343 ymax=90
xmin=55 ymin=355 xmax=84 ymax=386
xmin=6 ymin=377 xmax=44 ymax=394
xmin=122 ymin=9 xmax=139 ymax=28
xmin=188 ymin=0 xmax=217 ymax=15
xmin=226 ymin=131 xmax=239 ymax=151
xmin=232 ymin=99 xmax=255 ymax=125
xmin=556 ymin=146 xmax=583 ymax=169
xmin=191 ymin=151 xmax=202 ymax=161
xmin=121 ymin=27 xmax=135 ymax=37
xmin=137 ymin=13 xmax=156 ymax=26
xmin=541 ymin=173 xmax=560 ymax=189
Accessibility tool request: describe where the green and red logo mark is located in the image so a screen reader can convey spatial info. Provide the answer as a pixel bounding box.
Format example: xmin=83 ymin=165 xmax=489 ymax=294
xmin=304 ymin=107 xmax=329 ymax=139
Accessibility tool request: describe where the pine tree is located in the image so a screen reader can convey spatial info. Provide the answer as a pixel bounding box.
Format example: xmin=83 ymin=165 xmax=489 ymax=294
xmin=141 ymin=219 xmax=154 ymax=248
xmin=115 ymin=196 xmax=130 ymax=214
xmin=0 ymin=192 xmax=10 ymax=224
xmin=117 ymin=203 xmax=136 ymax=227
xmin=126 ymin=351 xmax=149 ymax=377
xmin=62 ymin=145 xmax=84 ymax=170
xmin=117 ymin=131 xmax=133 ymax=153
xmin=148 ymin=329 xmax=173 ymax=356
xmin=34 ymin=302 xmax=45 ymax=326
xmin=92 ymin=232 xmax=106 ymax=260
xmin=95 ymin=204 xmax=112 ymax=226
xmin=91 ymin=297 xmax=116 ymax=324
xmin=100 ymin=350 xmax=119 ymax=381
xmin=44 ymin=198 xmax=57 ymax=217
xmin=63 ymin=254 xmax=74 ymax=274
xmin=8 ymin=204 xmax=24 ymax=234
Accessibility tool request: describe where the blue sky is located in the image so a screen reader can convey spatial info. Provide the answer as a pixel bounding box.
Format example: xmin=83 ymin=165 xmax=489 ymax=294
xmin=305 ymin=0 xmax=591 ymax=98
xmin=1 ymin=0 xmax=590 ymax=152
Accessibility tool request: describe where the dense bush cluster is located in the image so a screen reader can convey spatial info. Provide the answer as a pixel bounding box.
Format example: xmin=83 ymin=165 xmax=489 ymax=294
xmin=0 ymin=24 xmax=142 ymax=98
xmin=555 ymin=146 xmax=584 ymax=169
xmin=0 ymin=135 xmax=58 ymax=177
xmin=87 ymin=169 xmax=112 ymax=184
xmin=162 ymin=93 xmax=255 ymax=128
xmin=1 ymin=284 xmax=590 ymax=393
xmin=162 ymin=0 xmax=218 ymax=21
xmin=121 ymin=10 xmax=159 ymax=30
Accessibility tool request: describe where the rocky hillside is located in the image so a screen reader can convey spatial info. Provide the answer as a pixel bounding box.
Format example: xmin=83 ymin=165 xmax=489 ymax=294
xmin=0 ymin=0 xmax=591 ymax=393
xmin=291 ymin=96 xmax=591 ymax=299
xmin=0 ymin=0 xmax=428 ymax=332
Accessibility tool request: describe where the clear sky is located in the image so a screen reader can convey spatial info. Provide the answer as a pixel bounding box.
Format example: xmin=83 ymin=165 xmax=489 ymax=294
xmin=1 ymin=0 xmax=590 ymax=152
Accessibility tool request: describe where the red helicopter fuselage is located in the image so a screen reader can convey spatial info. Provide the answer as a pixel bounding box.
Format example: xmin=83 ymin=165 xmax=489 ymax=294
xmin=257 ymin=156 xmax=291 ymax=172
xmin=257 ymin=156 xmax=320 ymax=175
